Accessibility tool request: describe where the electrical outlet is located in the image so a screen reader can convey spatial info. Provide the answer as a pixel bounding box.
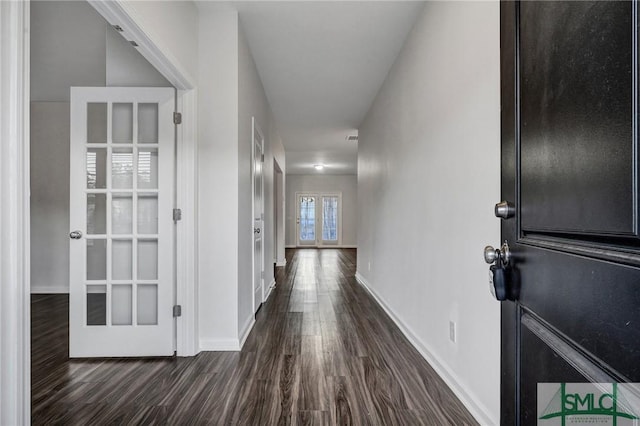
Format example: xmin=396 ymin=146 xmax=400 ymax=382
xmin=449 ymin=321 xmax=457 ymax=343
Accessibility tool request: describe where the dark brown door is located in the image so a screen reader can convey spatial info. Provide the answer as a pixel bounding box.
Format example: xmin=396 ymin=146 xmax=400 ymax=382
xmin=501 ymin=1 xmax=640 ymax=424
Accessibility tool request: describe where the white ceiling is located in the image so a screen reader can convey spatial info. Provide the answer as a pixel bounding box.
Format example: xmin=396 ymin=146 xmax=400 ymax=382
xmin=202 ymin=1 xmax=425 ymax=175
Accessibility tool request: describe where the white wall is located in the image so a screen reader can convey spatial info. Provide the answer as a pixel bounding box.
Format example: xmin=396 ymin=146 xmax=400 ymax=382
xmin=105 ymin=28 xmax=171 ymax=87
xmin=197 ymin=7 xmax=240 ymax=349
xmin=357 ymin=2 xmax=500 ymax=424
xmin=30 ymin=1 xmax=172 ymax=293
xmin=30 ymin=103 xmax=70 ymax=294
xmin=117 ymin=1 xmax=198 ymax=85
xmin=238 ymin=24 xmax=271 ymax=335
xmin=197 ymin=7 xmax=286 ymax=349
xmin=30 ymin=1 xmax=106 ymax=102
xmin=238 ymin=18 xmax=286 ymax=339
xmin=286 ymin=174 xmax=357 ymax=247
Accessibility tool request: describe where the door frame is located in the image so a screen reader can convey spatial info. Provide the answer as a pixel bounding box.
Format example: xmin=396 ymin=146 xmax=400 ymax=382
xmin=274 ymin=160 xmax=286 ymax=266
xmin=1 ymin=0 xmax=200 ymax=421
xmin=251 ymin=117 xmax=265 ymax=312
xmin=0 ymin=1 xmax=31 ymax=424
xmin=295 ymin=191 xmax=343 ymax=247
xmin=88 ymin=0 xmax=199 ymax=359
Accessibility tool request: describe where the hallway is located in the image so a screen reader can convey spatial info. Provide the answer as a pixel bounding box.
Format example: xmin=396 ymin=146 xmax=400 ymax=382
xmin=32 ymin=249 xmax=476 ymax=425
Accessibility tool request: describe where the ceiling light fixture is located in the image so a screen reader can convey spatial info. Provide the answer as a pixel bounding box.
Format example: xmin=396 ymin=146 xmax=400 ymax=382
xmin=314 ymin=164 xmax=325 ymax=171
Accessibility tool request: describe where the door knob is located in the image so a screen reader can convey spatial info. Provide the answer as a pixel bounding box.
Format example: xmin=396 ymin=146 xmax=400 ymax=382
xmin=484 ymin=241 xmax=510 ymax=266
xmin=494 ymin=201 xmax=515 ymax=219
xmin=69 ymin=230 xmax=83 ymax=239
xmin=484 ymin=241 xmax=512 ymax=301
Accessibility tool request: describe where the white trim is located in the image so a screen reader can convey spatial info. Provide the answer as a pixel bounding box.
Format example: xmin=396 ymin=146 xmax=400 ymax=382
xmin=287 ymin=245 xmax=357 ymax=249
xmin=285 ymin=245 xmax=296 ymax=249
xmin=238 ymin=315 xmax=255 ymax=350
xmin=251 ymin=117 xmax=265 ymax=313
xmin=0 ymin=0 xmax=30 ymax=423
xmin=175 ymin=89 xmax=199 ymax=357
xmin=354 ymin=272 xmax=496 ymax=426
xmin=264 ymin=278 xmax=276 ymax=301
xmin=199 ymin=315 xmax=255 ymax=352
xmin=276 ymin=259 xmax=287 ymax=267
xmin=31 ymin=286 xmax=68 ymax=295
xmin=199 ymin=338 xmax=241 ymax=352
xmin=87 ymin=0 xmax=195 ymax=90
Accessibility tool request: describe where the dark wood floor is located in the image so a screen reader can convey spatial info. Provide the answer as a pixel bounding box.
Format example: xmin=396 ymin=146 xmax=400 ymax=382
xmin=32 ymin=248 xmax=477 ymax=425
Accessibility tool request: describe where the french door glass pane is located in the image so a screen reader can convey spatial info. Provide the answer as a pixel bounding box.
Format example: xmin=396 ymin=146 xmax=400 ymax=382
xmin=112 ymin=103 xmax=133 ymax=143
xmin=138 ymin=103 xmax=158 ymax=144
xmin=86 ymin=148 xmax=107 ymax=189
xmin=138 ymin=194 xmax=158 ymax=234
xmin=138 ymin=284 xmax=158 ymax=325
xmin=112 ymin=149 xmax=133 ymax=189
xmin=86 ymin=285 xmax=107 ymax=325
xmin=300 ymin=196 xmax=315 ymax=241
xmin=138 ymin=149 xmax=158 ymax=189
xmin=87 ymin=103 xmax=107 ymax=144
xmin=86 ymin=239 xmax=107 ymax=280
xmin=87 ymin=193 xmax=107 ymax=234
xmin=322 ymin=196 xmax=338 ymax=241
xmin=138 ymin=240 xmax=158 ymax=280
xmin=112 ymin=240 xmax=132 ymax=280
xmin=112 ymin=194 xmax=133 ymax=234
xmin=112 ymin=285 xmax=133 ymax=325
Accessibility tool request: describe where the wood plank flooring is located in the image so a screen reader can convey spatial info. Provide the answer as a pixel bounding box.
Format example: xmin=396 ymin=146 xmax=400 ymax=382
xmin=32 ymin=248 xmax=477 ymax=425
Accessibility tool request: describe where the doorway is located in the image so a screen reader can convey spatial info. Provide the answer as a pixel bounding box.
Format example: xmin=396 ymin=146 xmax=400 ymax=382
xmin=29 ymin=1 xmax=177 ymax=359
xmin=274 ymin=159 xmax=285 ymax=266
xmin=252 ymin=117 xmax=265 ymax=314
xmin=296 ymin=192 xmax=342 ymax=247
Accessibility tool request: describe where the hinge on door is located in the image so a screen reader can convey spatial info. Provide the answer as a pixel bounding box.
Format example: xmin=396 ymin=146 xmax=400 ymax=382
xmin=173 ymin=208 xmax=182 ymax=222
xmin=173 ymin=305 xmax=182 ymax=317
xmin=261 ymin=153 xmax=265 ymax=163
xmin=173 ymin=112 xmax=182 ymax=125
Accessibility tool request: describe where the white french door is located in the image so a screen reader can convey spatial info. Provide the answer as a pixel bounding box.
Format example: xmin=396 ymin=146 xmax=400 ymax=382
xmin=252 ymin=118 xmax=265 ymax=313
xmin=296 ymin=193 xmax=342 ymax=247
xmin=69 ymin=87 xmax=175 ymax=357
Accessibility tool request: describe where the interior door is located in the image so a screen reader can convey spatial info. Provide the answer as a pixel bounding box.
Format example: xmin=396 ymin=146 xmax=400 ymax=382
xmin=253 ymin=118 xmax=264 ymax=313
xmin=500 ymin=2 xmax=640 ymax=424
xmin=297 ymin=194 xmax=318 ymax=246
xmin=69 ymin=87 xmax=175 ymax=357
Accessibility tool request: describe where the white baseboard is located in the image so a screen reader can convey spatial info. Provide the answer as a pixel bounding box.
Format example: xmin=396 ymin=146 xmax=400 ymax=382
xmin=199 ymin=338 xmax=240 ymax=351
xmin=354 ymin=271 xmax=496 ymax=426
xmin=276 ymin=258 xmax=287 ymax=267
xmin=285 ymin=245 xmax=357 ymax=249
xmin=264 ymin=278 xmax=276 ymax=300
xmin=239 ymin=315 xmax=255 ymax=350
xmin=31 ymin=285 xmax=69 ymax=294
xmin=200 ymin=315 xmax=256 ymax=352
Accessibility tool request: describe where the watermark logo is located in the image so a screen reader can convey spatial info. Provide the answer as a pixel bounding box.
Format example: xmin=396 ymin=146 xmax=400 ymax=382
xmin=538 ymin=383 xmax=640 ymax=425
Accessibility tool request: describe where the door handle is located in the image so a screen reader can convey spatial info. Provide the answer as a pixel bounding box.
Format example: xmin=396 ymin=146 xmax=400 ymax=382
xmin=484 ymin=241 xmax=512 ymax=301
xmin=484 ymin=241 xmax=510 ymax=266
xmin=69 ymin=230 xmax=83 ymax=240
